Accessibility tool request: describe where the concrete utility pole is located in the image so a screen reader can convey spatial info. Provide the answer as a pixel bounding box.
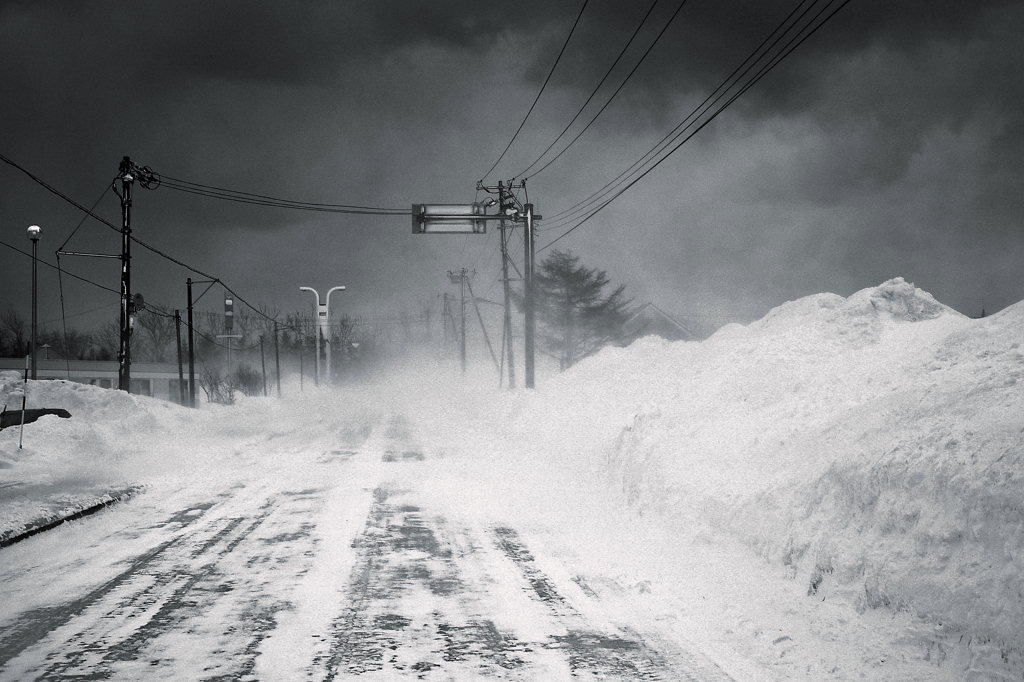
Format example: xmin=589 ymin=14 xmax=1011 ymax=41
xmin=523 ymin=203 xmax=536 ymax=389
xmin=465 ymin=276 xmax=500 ymax=373
xmin=187 ymin=279 xmax=195 ymax=407
xmin=448 ymin=269 xmax=469 ymax=374
xmin=175 ymin=310 xmax=185 ymax=406
xmin=185 ymin=277 xmax=216 ymax=408
xmin=117 ymin=157 xmax=134 ymax=392
xmin=274 ymin=321 xmax=281 ymax=398
xmin=498 ymin=182 xmax=516 ymax=389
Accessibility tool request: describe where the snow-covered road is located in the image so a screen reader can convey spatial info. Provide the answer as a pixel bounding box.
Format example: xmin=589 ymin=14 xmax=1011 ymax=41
xmin=0 ymin=413 xmax=731 ymax=681
xmin=7 ymin=279 xmax=1019 ymax=681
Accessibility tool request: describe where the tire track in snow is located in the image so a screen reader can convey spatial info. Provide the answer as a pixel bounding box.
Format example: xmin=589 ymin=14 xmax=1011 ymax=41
xmin=0 ymin=478 xmax=334 ymax=681
xmin=0 ymin=499 xmax=217 ymax=665
xmin=493 ymin=525 xmax=736 ymax=681
xmin=321 ymin=485 xmax=538 ymax=679
xmin=319 ymin=480 xmax=727 ymax=679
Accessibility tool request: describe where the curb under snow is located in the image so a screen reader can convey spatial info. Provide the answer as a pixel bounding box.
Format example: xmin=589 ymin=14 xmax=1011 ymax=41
xmin=0 ymin=485 xmax=147 ymax=549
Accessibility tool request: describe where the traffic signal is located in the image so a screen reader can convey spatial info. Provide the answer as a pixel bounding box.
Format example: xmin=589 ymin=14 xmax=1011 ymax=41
xmin=225 ymin=295 xmax=233 ymax=331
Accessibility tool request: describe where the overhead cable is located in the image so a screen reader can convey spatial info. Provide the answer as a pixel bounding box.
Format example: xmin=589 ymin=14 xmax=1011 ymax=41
xmin=543 ymin=0 xmax=824 ymax=230
xmin=0 ymin=238 xmax=119 ymax=294
xmin=540 ymin=0 xmax=852 ymax=250
xmin=0 ymin=153 xmax=282 ymax=325
xmin=515 ymin=0 xmax=685 ymax=180
xmin=479 ymin=0 xmax=590 ymax=182
xmin=158 ymin=174 xmax=407 ymax=215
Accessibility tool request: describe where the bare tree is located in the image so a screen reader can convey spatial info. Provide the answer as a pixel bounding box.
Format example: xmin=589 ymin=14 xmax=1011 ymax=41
xmin=39 ymin=327 xmax=94 ymax=360
xmin=198 ymin=360 xmax=231 ymax=405
xmin=93 ymin=319 xmax=121 ymax=361
xmin=1 ymin=306 xmax=28 ymax=357
xmin=134 ymin=304 xmax=178 ymax=362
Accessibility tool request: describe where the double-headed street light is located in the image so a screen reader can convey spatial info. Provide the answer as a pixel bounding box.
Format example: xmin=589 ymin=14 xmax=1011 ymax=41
xmin=26 ymin=225 xmax=41 ymax=380
xmin=299 ymin=285 xmax=346 ymax=386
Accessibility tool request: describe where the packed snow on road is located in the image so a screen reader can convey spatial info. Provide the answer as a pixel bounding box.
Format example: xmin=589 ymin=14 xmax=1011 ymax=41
xmin=1 ymin=277 xmax=1022 ymax=681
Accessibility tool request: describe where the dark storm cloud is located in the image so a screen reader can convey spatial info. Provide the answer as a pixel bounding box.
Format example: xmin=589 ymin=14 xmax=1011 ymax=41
xmin=0 ymin=0 xmax=567 ymax=87
xmin=2 ymin=0 xmax=1023 ymax=334
xmin=527 ymin=0 xmax=1019 ymax=103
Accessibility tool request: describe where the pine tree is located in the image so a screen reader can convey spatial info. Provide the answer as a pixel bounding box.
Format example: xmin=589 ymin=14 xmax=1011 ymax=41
xmin=532 ymin=249 xmax=632 ymax=370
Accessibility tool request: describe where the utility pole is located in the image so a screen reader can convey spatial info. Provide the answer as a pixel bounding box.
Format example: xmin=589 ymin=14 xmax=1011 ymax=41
xmin=413 ymin=181 xmax=538 ymax=387
xmin=466 ymin=277 xmax=500 ymax=373
xmin=117 ymin=157 xmax=134 ymax=392
xmin=175 ymin=310 xmax=185 ymax=406
xmin=187 ymin=279 xmax=196 ymax=408
xmin=260 ymin=336 xmax=267 ymax=397
xmin=523 ymin=203 xmax=536 ymax=389
xmin=442 ymin=294 xmax=454 ymax=349
xmin=448 ymin=269 xmax=469 ymax=374
xmin=185 ymin=277 xmax=216 ymax=408
xmin=498 ymin=182 xmax=516 ymax=389
xmin=274 ymin=321 xmax=281 ymax=398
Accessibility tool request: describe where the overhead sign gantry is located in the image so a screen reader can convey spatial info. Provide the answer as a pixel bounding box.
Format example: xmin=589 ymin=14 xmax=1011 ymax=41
xmin=412 ymin=182 xmax=539 ymax=388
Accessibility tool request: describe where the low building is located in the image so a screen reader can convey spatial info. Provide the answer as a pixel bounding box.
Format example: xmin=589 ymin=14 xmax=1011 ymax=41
xmin=622 ymin=303 xmax=695 ymax=343
xmin=0 ymin=358 xmax=188 ymax=404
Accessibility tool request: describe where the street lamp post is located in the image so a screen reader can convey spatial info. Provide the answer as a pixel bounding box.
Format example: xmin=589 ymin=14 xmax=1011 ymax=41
xmin=26 ymin=225 xmax=41 ymax=380
xmin=299 ymin=285 xmax=346 ymax=385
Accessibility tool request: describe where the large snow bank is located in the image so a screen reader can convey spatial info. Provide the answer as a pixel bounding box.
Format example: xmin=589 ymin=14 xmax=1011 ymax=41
xmin=3 ymin=276 xmax=1022 ymax=677
xmin=507 ymin=277 xmax=1023 ymax=668
xmin=0 ymin=376 xmax=381 ymax=538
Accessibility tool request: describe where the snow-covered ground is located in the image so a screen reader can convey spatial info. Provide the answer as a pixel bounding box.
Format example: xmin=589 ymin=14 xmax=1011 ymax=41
xmin=2 ymin=277 xmax=1022 ymax=681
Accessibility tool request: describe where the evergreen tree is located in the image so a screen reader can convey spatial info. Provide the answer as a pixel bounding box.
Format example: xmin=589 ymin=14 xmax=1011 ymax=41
xmin=532 ymin=249 xmax=632 ymax=370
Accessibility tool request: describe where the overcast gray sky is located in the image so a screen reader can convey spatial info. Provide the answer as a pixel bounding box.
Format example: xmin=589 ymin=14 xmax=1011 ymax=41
xmin=2 ymin=0 xmax=1021 ymax=338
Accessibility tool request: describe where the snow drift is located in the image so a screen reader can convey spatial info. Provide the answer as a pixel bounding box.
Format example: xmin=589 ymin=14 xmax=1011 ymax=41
xmin=533 ymin=277 xmax=1023 ymax=669
xmin=3 ymin=276 xmax=1023 ymax=677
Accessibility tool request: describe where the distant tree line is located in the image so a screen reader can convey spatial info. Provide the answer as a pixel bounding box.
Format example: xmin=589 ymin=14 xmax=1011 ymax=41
xmin=1 ymin=305 xmax=111 ymax=360
xmin=1 ymin=248 xmax=647 ymax=393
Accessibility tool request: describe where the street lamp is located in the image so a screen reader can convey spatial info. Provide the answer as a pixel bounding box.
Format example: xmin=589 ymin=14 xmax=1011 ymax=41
xmin=299 ymin=285 xmax=346 ymax=385
xmin=26 ymin=225 xmax=41 ymax=380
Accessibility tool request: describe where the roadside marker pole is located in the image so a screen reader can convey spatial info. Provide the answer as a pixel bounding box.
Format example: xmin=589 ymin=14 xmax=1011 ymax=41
xmin=19 ymin=355 xmax=28 ymax=449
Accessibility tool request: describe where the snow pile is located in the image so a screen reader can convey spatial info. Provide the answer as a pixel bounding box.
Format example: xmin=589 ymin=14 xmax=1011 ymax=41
xmin=3 ymin=276 xmax=1023 ymax=676
xmin=0 ymin=377 xmax=382 ymax=538
xmin=497 ymin=277 xmax=1023 ymax=668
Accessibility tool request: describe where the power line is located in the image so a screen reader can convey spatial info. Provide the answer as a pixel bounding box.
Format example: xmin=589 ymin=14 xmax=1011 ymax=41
xmin=0 ymin=153 xmax=298 ymax=327
xmin=158 ymin=174 xmax=407 ymax=215
xmin=515 ymin=0 xmax=684 ymax=180
xmin=540 ymin=0 xmax=852 ymax=250
xmin=57 ymin=184 xmax=115 ymax=252
xmin=40 ymin=301 xmax=120 ymax=326
xmin=0 ymin=237 xmax=120 ymax=294
xmin=543 ymin=0 xmax=823 ymax=230
xmin=0 ymin=152 xmax=125 ymax=236
xmin=479 ymin=0 xmax=591 ymax=182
